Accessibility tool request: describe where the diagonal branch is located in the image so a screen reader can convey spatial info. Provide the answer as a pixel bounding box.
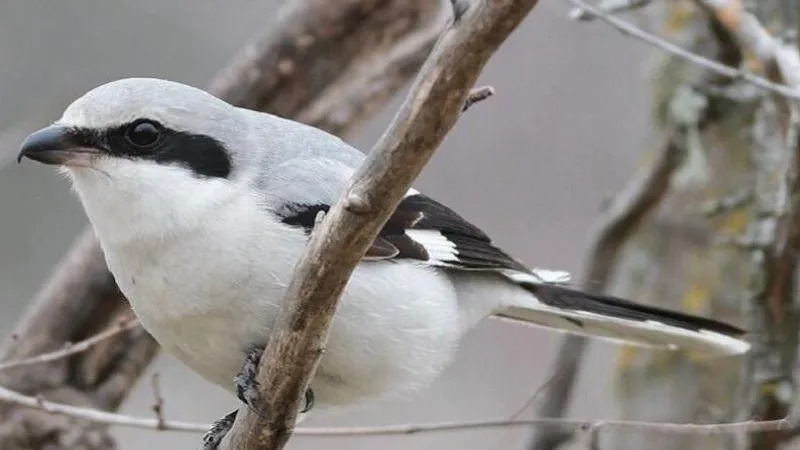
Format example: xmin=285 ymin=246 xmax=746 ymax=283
xmin=224 ymin=1 xmax=542 ymax=449
xmin=0 ymin=319 xmax=138 ymax=373
xmin=693 ymin=0 xmax=800 ymax=83
xmin=209 ymin=0 xmax=447 ymax=133
xmin=569 ymin=0 xmax=651 ymax=22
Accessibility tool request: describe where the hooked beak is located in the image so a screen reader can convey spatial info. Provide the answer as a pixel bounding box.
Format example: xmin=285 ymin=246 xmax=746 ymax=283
xmin=17 ymin=125 xmax=101 ymax=167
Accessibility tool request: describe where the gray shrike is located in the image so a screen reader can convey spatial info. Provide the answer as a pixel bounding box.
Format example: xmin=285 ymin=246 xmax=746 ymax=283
xmin=18 ymin=78 xmax=749 ymax=448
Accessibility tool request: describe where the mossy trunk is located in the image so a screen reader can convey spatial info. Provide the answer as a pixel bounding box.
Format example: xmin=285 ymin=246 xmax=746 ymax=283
xmin=604 ymin=2 xmax=800 ymax=449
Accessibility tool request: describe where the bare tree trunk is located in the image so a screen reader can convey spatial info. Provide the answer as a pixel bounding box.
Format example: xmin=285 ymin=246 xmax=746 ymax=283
xmin=531 ymin=1 xmax=800 ymax=450
xmin=0 ymin=1 xmax=444 ymax=449
xmin=603 ymin=2 xmax=800 ymax=449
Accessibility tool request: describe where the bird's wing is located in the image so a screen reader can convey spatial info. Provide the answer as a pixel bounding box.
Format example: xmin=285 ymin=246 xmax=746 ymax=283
xmin=278 ymin=190 xmax=569 ymax=280
xmin=266 ymin=157 xmax=749 ymax=354
xmin=263 ymin=157 xmax=566 ymax=280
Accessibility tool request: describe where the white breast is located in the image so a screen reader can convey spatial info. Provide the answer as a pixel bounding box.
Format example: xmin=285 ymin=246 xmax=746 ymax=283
xmin=67 ymin=161 xmax=465 ymax=412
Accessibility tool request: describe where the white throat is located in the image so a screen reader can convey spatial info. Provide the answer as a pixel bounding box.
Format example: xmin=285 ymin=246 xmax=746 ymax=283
xmin=65 ymin=160 xmax=239 ymax=249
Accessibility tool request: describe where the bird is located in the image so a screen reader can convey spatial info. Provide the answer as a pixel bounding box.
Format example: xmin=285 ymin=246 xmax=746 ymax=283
xmin=18 ymin=78 xmax=749 ymax=448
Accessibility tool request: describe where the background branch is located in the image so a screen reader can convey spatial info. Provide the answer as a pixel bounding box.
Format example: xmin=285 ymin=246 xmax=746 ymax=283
xmin=0 ymin=378 xmax=794 ymax=440
xmin=0 ymin=319 xmax=138 ymax=373
xmin=569 ymin=0 xmax=651 ymax=22
xmin=570 ymin=0 xmax=800 ymax=99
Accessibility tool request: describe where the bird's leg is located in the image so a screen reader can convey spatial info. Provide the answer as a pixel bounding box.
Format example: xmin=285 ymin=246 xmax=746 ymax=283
xmin=302 ymin=386 xmax=315 ymax=413
xmin=201 ymin=347 xmax=315 ymax=449
xmin=201 ymin=410 xmax=237 ymax=450
xmin=233 ymin=345 xmax=316 ymax=416
xmin=234 ymin=345 xmax=267 ymax=417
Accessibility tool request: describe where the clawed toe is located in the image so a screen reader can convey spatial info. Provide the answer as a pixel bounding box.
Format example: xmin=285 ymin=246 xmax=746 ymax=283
xmin=201 ymin=410 xmax=237 ymax=450
xmin=302 ymin=388 xmax=315 ymax=413
xmin=234 ymin=345 xmax=267 ymax=417
xmin=233 ymin=346 xmax=316 ymax=419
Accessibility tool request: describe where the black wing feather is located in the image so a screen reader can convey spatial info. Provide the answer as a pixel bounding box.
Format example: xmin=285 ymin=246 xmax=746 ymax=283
xmin=277 ymin=193 xmax=525 ymax=270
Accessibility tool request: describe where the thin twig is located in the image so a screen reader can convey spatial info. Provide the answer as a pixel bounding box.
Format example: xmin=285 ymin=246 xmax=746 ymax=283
xmin=569 ymin=0 xmax=651 ymax=22
xmin=510 ymin=356 xmax=574 ymax=421
xmin=588 ymin=423 xmax=603 ymax=450
xmin=150 ymin=373 xmax=166 ymax=430
xmin=0 ymin=384 xmax=208 ymax=433
xmin=462 ymin=85 xmax=496 ymax=112
xmin=0 ymin=319 xmax=139 ymax=372
xmin=570 ymin=0 xmax=800 ymax=100
xmin=296 ymin=418 xmax=793 ymax=437
xmin=694 ymin=0 xmax=800 ymax=86
xmin=0 ymin=382 xmax=793 ymax=437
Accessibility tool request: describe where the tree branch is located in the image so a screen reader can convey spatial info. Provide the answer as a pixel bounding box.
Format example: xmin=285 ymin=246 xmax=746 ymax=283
xmin=568 ymin=0 xmax=651 ymax=22
xmin=570 ymin=0 xmax=800 ymax=100
xmin=208 ymin=0 xmax=447 ymax=134
xmin=223 ymin=1 xmax=542 ymax=449
xmin=0 ymin=381 xmax=795 ymax=439
xmin=694 ymin=0 xmax=800 ymax=82
xmin=0 ymin=319 xmax=138 ymax=373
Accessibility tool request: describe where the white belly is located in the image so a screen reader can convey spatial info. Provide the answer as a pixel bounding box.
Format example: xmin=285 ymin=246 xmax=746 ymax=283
xmin=101 ymin=209 xmax=462 ymax=412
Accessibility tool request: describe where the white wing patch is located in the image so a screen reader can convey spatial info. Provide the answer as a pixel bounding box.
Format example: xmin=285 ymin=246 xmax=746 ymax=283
xmin=503 ymin=269 xmax=572 ymax=285
xmin=404 ymin=229 xmax=459 ymax=263
xmin=403 ymin=229 xmax=572 ymax=284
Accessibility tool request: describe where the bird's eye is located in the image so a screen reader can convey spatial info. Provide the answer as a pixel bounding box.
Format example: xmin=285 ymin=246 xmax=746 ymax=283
xmin=125 ymin=120 xmax=162 ymax=148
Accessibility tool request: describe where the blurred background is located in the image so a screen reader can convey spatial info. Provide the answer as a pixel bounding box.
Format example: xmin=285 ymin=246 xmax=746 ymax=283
xmin=0 ymin=0 xmax=674 ymax=449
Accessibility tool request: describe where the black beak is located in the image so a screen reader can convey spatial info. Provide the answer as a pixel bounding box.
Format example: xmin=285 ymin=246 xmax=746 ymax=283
xmin=17 ymin=125 xmax=99 ymax=166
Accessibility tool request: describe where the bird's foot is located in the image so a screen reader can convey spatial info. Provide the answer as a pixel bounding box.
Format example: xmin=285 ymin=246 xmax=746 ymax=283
xmin=234 ymin=345 xmax=267 ymax=418
xmin=201 ymin=410 xmax=237 ymax=450
xmin=302 ymin=387 xmax=315 ymax=413
xmin=199 ymin=388 xmax=312 ymax=450
xmin=234 ymin=345 xmax=316 ymax=419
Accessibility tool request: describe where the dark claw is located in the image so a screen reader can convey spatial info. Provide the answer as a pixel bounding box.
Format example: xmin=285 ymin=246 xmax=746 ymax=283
xmin=234 ymin=346 xmax=267 ymax=418
xmin=302 ymin=388 xmax=315 ymax=413
xmin=202 ymin=410 xmax=237 ymax=450
xmin=234 ymin=346 xmax=316 ymax=418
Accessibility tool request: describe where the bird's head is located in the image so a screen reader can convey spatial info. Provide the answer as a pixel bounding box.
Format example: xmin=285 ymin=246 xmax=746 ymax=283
xmin=17 ymin=77 xmax=361 ymax=242
xmin=16 ymin=78 xmax=263 ymax=242
xmin=17 ymin=77 xmax=246 ymax=180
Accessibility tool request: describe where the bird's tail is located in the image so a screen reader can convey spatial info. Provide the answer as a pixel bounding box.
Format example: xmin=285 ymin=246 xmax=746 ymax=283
xmin=497 ymin=282 xmax=749 ymax=355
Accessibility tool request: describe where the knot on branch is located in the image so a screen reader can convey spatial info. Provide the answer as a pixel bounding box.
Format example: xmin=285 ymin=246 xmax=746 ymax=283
xmin=343 ymin=193 xmax=373 ymax=215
